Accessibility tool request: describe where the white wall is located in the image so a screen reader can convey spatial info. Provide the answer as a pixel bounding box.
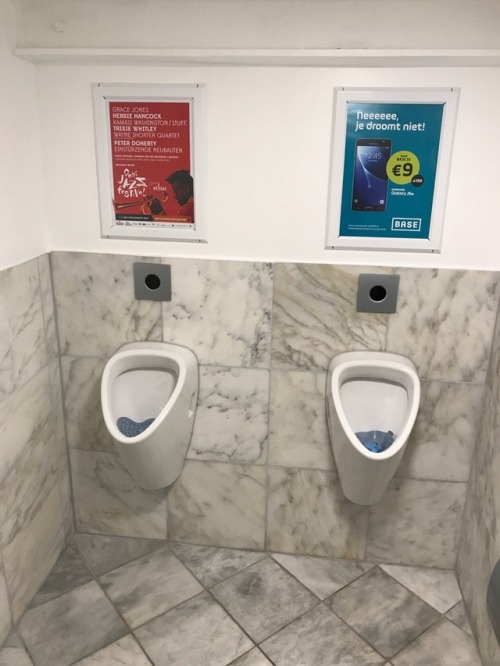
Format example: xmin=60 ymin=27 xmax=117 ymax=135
xmin=0 ymin=0 xmax=48 ymax=270
xmin=37 ymin=63 xmax=500 ymax=269
xmin=16 ymin=0 xmax=500 ymax=50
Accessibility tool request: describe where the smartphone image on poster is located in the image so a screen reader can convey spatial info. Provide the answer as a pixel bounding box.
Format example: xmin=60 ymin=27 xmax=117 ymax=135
xmin=352 ymin=139 xmax=392 ymax=212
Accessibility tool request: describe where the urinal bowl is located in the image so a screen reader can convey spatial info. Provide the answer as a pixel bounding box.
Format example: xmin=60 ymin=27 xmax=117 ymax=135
xmin=326 ymin=351 xmax=420 ymax=505
xmin=101 ymin=342 xmax=199 ymax=490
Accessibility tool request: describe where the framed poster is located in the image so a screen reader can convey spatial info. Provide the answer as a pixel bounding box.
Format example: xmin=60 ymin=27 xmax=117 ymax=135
xmin=93 ymin=83 xmax=206 ymax=242
xmin=326 ymin=88 xmax=459 ymax=252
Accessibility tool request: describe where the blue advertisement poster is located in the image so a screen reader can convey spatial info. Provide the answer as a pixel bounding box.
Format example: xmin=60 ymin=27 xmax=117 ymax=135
xmin=339 ymin=102 xmax=444 ymax=239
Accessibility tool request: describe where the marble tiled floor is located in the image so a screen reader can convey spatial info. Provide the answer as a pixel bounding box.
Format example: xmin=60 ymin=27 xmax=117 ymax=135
xmin=1 ymin=535 xmax=483 ymax=666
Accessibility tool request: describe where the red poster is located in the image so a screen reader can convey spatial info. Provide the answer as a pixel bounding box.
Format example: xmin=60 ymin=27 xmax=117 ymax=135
xmin=109 ymin=100 xmax=194 ymax=227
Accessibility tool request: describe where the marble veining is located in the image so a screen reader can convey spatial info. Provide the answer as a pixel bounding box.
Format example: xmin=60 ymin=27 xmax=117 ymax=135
xmin=168 ymin=461 xmax=266 ymax=550
xmin=11 ymin=535 xmax=483 ymax=665
xmin=0 ymin=371 xmax=60 ymax=549
xmin=386 ymin=268 xmax=500 ymax=383
xmin=271 ymin=263 xmax=388 ymax=370
xmin=74 ymin=534 xmax=162 ymax=577
xmin=169 ymin=542 xmax=266 ymax=587
xmin=38 ymin=254 xmax=58 ymax=363
xmin=398 ymin=380 xmax=484 ymax=482
xmin=268 ymin=369 xmax=334 ymax=470
xmin=327 ymin=567 xmax=440 ymax=658
xmin=379 ymin=564 xmax=461 ymax=613
xmin=260 ymin=603 xmax=385 ymax=666
xmin=162 ymin=259 xmax=273 ymax=369
xmin=135 ymin=591 xmax=253 ymax=666
xmin=267 ymin=467 xmax=368 ymax=559
xmin=210 ymin=557 xmax=318 ymax=643
xmin=70 ymin=450 xmax=167 ymax=539
xmin=98 ymin=548 xmax=203 ymax=628
xmin=2 ymin=485 xmax=65 ymax=620
xmin=61 ymin=356 xmax=114 ymax=452
xmin=272 ymin=552 xmax=374 ymax=599
xmin=73 ymin=635 xmax=151 ymax=665
xmin=19 ymin=581 xmax=127 ymax=666
xmin=51 ymin=252 xmax=163 ymax=357
xmin=188 ymin=366 xmax=269 ymax=464
xmin=391 ymin=618 xmax=483 ymax=665
xmin=0 ymin=258 xmax=47 ymax=400
xmin=366 ymin=478 xmax=466 ymax=568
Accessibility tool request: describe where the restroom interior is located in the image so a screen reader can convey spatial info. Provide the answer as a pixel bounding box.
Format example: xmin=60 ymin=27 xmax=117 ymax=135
xmin=2 ymin=1 xmax=500 ymax=664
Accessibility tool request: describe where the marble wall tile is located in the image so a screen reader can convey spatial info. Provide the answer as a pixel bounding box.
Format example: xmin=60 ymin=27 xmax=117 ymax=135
xmin=0 ymin=369 xmax=52 ymax=484
xmin=268 ymin=369 xmax=334 ymax=471
xmin=386 ymin=268 xmax=500 ymax=383
xmin=51 ymin=252 xmax=162 ymax=357
xmin=271 ymin=263 xmax=389 ymax=371
xmin=163 ymin=259 xmax=273 ymax=368
xmin=485 ymin=390 xmax=500 ymax=545
xmin=0 ymin=258 xmax=47 ymax=400
xmin=0 ymin=564 xmax=11 ymax=646
xmin=62 ymin=356 xmax=114 ymax=452
xmin=168 ymin=461 xmax=266 ymax=550
xmin=267 ymin=467 xmax=368 ymax=559
xmin=488 ymin=293 xmax=500 ymax=403
xmin=188 ymin=366 xmax=269 ymax=465
xmin=2 ymin=485 xmax=65 ymax=620
xmin=70 ymin=450 xmax=167 ymax=539
xmin=462 ymin=387 xmax=494 ymax=530
xmin=366 ymin=478 xmax=466 ymax=569
xmin=0 ymin=380 xmax=61 ymax=550
xmin=397 ymin=380 xmax=485 ymax=482
xmin=38 ymin=254 xmax=58 ymax=362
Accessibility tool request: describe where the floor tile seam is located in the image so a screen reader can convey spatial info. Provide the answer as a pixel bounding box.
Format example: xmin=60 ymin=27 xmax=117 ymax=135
xmin=90 ymin=541 xmax=170 ymax=580
xmin=227 ymin=647 xmax=278 ymax=666
xmin=260 ymin=553 xmax=327 ymax=603
xmin=80 ymin=554 xmax=144 ymax=655
xmin=317 ymin=599 xmax=389 ymax=663
xmin=251 ymin=598 xmax=331 ymax=649
xmin=65 ymin=636 xmax=155 ymax=666
xmin=323 ymin=565 xmax=448 ymax=661
xmin=18 ymin=544 xmax=99 ymax=626
xmin=321 ymin=564 xmax=382 ymax=606
xmin=377 ymin=565 xmax=462 ymax=614
xmin=170 ymin=549 xmax=269 ymax=591
xmin=3 ymin=628 xmax=32 ymax=665
xmin=202 ymin=586 xmax=261 ymax=649
xmin=386 ymin=615 xmax=458 ymax=663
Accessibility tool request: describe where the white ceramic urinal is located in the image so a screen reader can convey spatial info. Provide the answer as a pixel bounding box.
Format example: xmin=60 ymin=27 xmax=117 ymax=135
xmin=101 ymin=341 xmax=198 ymax=490
xmin=326 ymin=351 xmax=420 ymax=505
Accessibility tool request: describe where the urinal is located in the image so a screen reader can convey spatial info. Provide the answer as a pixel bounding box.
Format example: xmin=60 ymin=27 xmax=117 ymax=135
xmin=326 ymin=351 xmax=420 ymax=505
xmin=101 ymin=342 xmax=198 ymax=490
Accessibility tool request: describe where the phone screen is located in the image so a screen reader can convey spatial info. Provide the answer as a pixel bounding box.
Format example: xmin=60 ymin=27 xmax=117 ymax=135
xmin=352 ymin=139 xmax=391 ymax=212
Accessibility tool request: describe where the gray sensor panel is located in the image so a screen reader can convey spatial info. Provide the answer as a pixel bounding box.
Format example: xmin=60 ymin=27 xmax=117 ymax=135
xmin=134 ymin=263 xmax=171 ymax=301
xmin=357 ymin=274 xmax=399 ymax=314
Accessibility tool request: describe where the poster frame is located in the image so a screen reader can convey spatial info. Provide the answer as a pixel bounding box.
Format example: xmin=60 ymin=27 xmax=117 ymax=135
xmin=93 ymin=82 xmax=206 ymax=243
xmin=325 ymin=87 xmax=459 ymax=253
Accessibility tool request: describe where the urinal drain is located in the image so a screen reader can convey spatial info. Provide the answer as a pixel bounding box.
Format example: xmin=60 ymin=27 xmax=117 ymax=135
xmin=117 ymin=417 xmax=155 ymax=438
xmin=356 ymin=430 xmax=394 ymax=453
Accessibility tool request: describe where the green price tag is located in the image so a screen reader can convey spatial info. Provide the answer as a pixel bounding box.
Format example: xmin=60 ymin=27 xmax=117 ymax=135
xmin=387 ymin=151 xmax=420 ymax=185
